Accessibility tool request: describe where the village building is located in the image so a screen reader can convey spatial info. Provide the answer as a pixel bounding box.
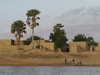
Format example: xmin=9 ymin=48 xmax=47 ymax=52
xmin=0 ymin=39 xmax=54 ymax=51
xmin=0 ymin=39 xmax=100 ymax=53
xmin=69 ymin=42 xmax=89 ymax=53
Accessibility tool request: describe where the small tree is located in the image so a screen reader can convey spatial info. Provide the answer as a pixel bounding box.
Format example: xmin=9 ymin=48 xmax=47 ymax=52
xmin=72 ymin=34 xmax=98 ymax=46
xmin=26 ymin=9 xmax=40 ymax=49
xmin=87 ymin=37 xmax=98 ymax=46
xmin=11 ymin=20 xmax=27 ymax=44
xmin=49 ymin=23 xmax=68 ymax=50
xmin=26 ymin=35 xmax=44 ymax=41
xmin=72 ymin=34 xmax=87 ymax=42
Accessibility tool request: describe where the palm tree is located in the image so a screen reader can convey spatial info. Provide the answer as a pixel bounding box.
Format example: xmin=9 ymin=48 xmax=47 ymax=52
xmin=26 ymin=9 xmax=40 ymax=49
xmin=11 ymin=20 xmax=27 ymax=44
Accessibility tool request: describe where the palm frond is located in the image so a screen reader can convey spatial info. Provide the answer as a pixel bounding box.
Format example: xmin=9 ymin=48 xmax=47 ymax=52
xmin=36 ymin=23 xmax=39 ymax=26
xmin=36 ymin=17 xmax=40 ymax=20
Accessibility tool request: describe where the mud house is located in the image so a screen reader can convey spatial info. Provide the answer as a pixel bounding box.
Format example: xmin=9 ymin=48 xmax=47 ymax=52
xmin=30 ymin=40 xmax=54 ymax=51
xmin=69 ymin=42 xmax=89 ymax=53
xmin=0 ymin=39 xmax=54 ymax=51
xmin=94 ymin=43 xmax=100 ymax=51
xmin=0 ymin=39 xmax=18 ymax=51
xmin=69 ymin=42 xmax=100 ymax=53
xmin=0 ymin=39 xmax=100 ymax=52
xmin=0 ymin=39 xmax=14 ymax=45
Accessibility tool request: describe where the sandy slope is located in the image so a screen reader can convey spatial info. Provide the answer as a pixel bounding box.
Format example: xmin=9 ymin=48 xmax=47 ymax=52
xmin=0 ymin=47 xmax=100 ymax=66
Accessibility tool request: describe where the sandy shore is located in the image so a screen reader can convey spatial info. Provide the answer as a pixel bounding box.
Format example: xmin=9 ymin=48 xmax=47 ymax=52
xmin=0 ymin=60 xmax=99 ymax=66
xmin=0 ymin=49 xmax=100 ymax=66
xmin=0 ymin=56 xmax=99 ymax=66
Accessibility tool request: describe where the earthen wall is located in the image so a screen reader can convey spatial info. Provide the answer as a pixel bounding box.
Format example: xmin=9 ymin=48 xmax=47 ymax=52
xmin=69 ymin=42 xmax=88 ymax=53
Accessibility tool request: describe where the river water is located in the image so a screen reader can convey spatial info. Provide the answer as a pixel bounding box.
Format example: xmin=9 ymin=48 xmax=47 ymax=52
xmin=0 ymin=66 xmax=100 ymax=75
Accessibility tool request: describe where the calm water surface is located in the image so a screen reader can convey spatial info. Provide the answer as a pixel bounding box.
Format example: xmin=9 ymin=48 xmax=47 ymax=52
xmin=0 ymin=66 xmax=100 ymax=75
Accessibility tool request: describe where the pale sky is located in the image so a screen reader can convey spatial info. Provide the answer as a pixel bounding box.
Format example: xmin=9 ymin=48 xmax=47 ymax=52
xmin=0 ymin=0 xmax=100 ymax=43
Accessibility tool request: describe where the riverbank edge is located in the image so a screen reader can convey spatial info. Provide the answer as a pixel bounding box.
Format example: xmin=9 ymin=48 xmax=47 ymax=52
xmin=0 ymin=63 xmax=99 ymax=66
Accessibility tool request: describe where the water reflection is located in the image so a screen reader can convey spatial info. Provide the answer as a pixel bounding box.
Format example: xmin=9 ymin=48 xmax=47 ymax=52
xmin=0 ymin=66 xmax=100 ymax=75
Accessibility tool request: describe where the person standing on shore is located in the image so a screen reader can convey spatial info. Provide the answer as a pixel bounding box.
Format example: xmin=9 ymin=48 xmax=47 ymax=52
xmin=72 ymin=59 xmax=75 ymax=65
xmin=65 ymin=58 xmax=67 ymax=64
xmin=80 ymin=59 xmax=82 ymax=66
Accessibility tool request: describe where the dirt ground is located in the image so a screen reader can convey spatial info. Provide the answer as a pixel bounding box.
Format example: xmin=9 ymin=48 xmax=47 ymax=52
xmin=0 ymin=48 xmax=100 ymax=66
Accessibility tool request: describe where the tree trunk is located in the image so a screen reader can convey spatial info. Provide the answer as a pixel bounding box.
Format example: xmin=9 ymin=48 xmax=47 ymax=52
xmin=17 ymin=36 xmax=20 ymax=45
xmin=32 ymin=28 xmax=34 ymax=49
xmin=32 ymin=16 xmax=35 ymax=49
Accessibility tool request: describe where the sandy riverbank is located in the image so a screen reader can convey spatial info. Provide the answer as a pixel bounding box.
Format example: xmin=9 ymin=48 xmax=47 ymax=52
xmin=0 ymin=49 xmax=100 ymax=66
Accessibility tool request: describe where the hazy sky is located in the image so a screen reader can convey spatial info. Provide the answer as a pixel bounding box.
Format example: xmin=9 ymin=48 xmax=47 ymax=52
xmin=0 ymin=0 xmax=100 ymax=43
